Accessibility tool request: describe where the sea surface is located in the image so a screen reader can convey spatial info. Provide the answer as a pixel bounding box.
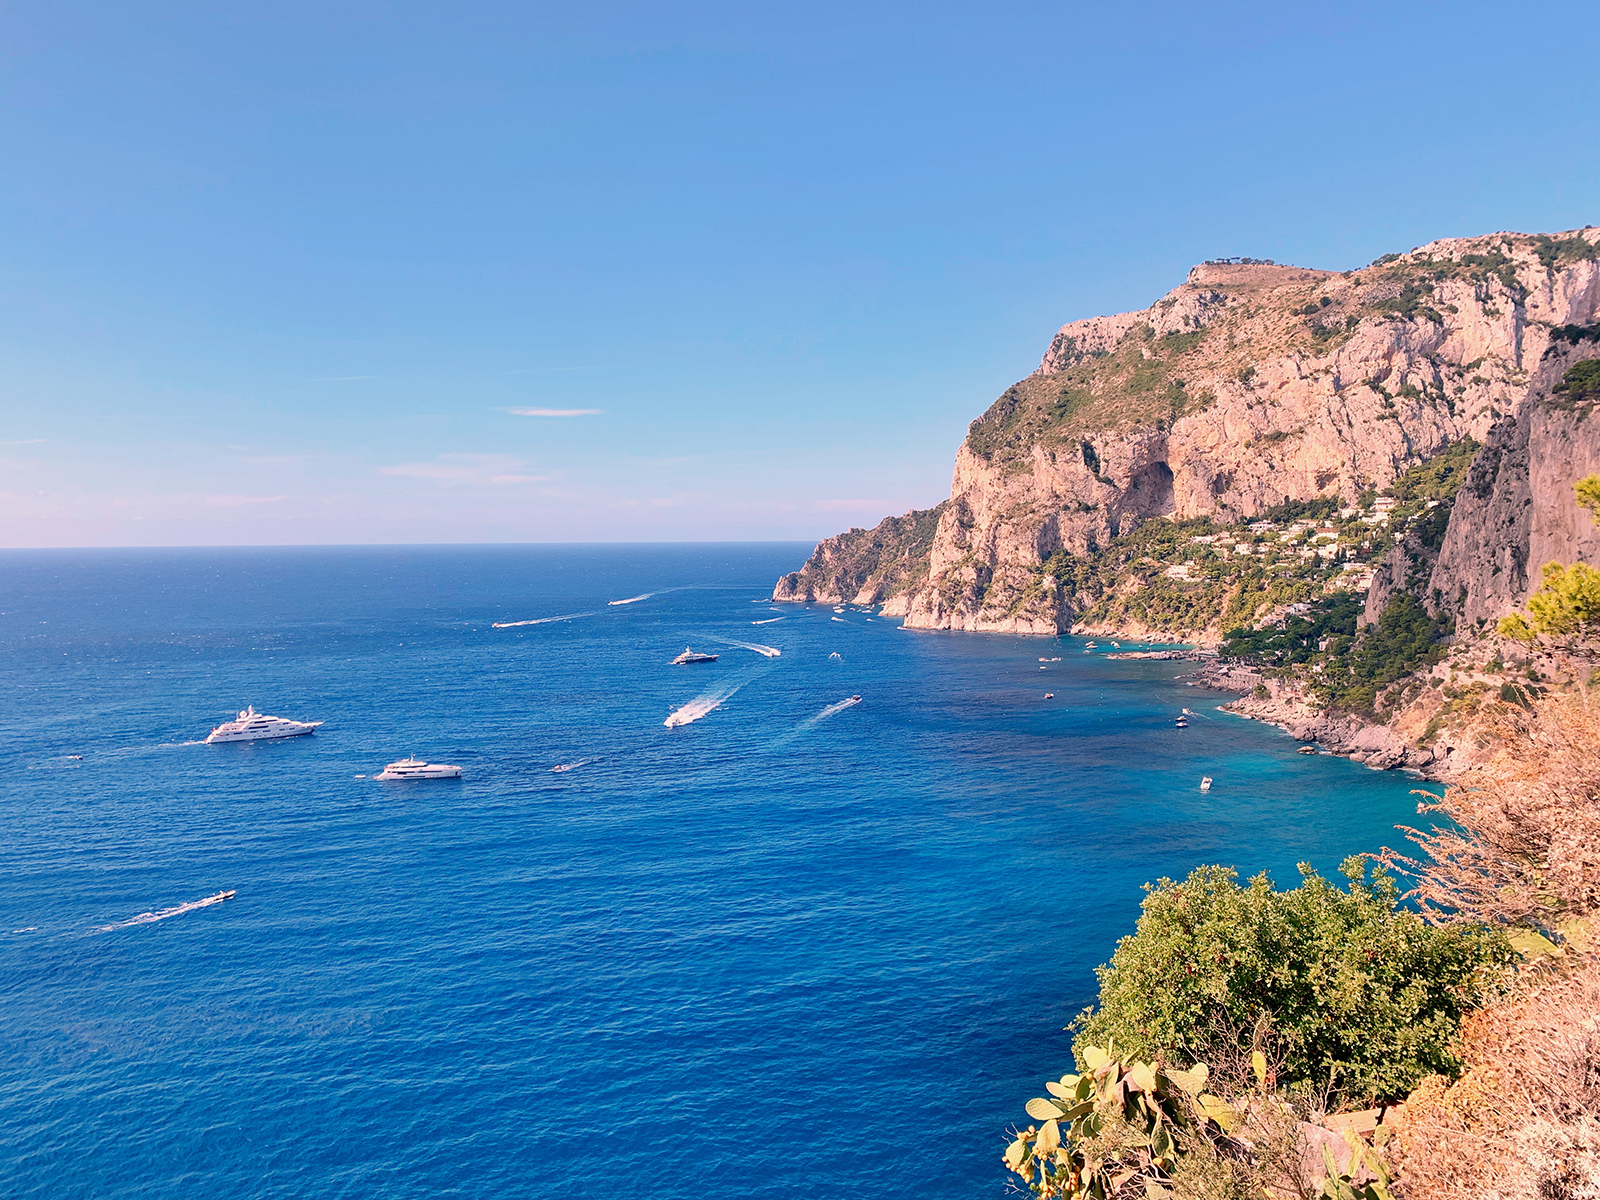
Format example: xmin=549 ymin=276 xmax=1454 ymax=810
xmin=0 ymin=544 xmax=1426 ymax=1199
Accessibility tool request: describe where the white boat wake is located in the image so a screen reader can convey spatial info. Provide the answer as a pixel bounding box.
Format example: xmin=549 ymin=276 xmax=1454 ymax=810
xmin=608 ymin=593 xmax=653 ymax=606
xmin=778 ymin=694 xmax=863 ymax=742
xmin=550 ymin=758 xmax=594 ymax=773
xmin=703 ymin=636 xmax=780 ymax=658
xmin=492 ymin=611 xmax=595 ymax=629
xmin=664 ymin=680 xmax=747 ymax=728
xmin=813 ymin=695 xmax=861 ymax=722
xmin=751 ymin=616 xmax=784 ymax=625
xmin=830 ymin=616 xmax=847 ymax=623
xmin=97 ymin=890 xmax=236 ymax=932
xmin=156 ymin=740 xmax=206 ymax=749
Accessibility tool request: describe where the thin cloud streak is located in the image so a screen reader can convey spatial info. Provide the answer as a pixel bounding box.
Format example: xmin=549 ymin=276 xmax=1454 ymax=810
xmin=379 ymin=453 xmax=550 ymax=485
xmin=506 ymin=407 xmax=602 ymax=417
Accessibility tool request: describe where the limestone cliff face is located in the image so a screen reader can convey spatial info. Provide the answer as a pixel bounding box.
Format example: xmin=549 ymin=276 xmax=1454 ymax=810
xmin=1426 ymin=335 xmax=1600 ymax=628
xmin=776 ymin=230 xmax=1600 ymax=634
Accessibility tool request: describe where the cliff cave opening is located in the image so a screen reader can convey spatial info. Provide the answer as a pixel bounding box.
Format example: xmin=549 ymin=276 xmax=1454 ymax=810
xmin=1127 ymin=461 xmax=1176 ymax=515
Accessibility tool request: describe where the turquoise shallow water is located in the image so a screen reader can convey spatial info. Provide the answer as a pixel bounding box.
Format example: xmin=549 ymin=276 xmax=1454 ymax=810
xmin=0 ymin=544 xmax=1424 ymax=1198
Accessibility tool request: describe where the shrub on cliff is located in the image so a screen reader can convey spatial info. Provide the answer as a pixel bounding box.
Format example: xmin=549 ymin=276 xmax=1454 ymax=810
xmin=1072 ymin=859 xmax=1509 ymax=1109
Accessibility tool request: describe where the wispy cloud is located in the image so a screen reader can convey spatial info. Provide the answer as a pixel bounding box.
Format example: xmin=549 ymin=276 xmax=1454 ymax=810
xmin=205 ymin=494 xmax=290 ymax=508
xmin=0 ymin=438 xmax=45 ymax=446
xmin=312 ymin=375 xmax=378 ymax=382
xmin=380 ymin=453 xmax=549 ymax=485
xmin=506 ymin=407 xmax=602 ymax=417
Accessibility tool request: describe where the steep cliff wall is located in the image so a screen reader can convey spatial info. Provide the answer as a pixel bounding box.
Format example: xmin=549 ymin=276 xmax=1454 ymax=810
xmin=776 ymin=230 xmax=1600 ymax=635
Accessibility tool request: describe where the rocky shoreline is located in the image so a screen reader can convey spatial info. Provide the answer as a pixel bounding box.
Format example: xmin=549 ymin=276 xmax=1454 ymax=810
xmin=1187 ymin=659 xmax=1449 ymax=780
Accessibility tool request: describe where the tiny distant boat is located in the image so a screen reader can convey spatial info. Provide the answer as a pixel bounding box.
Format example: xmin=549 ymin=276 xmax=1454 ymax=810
xmin=376 ymin=756 xmax=462 ymax=780
xmin=850 ymin=695 xmax=862 ymax=702
xmin=205 ymin=705 xmax=322 ymax=744
xmin=832 ymin=606 xmax=846 ymax=613
xmin=1112 ymin=642 xmax=1121 ymax=648
xmin=550 ymin=759 xmax=592 ymax=773
xmin=828 ymin=652 xmax=842 ymax=661
xmin=1085 ymin=642 xmax=1098 ymax=648
xmin=1200 ymin=776 xmax=1213 ymax=791
xmin=1299 ymin=745 xmax=1318 ymax=754
xmin=1044 ymin=692 xmax=1054 ymax=699
xmin=67 ymin=754 xmax=83 ymax=760
xmin=1175 ymin=717 xmax=1189 ymax=728
xmin=1182 ymin=708 xmax=1191 ymax=715
xmin=672 ymin=648 xmax=719 ymax=665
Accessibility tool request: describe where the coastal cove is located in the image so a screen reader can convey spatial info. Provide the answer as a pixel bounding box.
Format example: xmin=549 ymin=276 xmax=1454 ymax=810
xmin=0 ymin=544 xmax=1425 ymax=1200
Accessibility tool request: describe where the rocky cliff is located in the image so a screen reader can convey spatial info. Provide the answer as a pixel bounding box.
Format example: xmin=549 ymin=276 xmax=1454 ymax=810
xmin=776 ymin=230 xmax=1600 ymax=635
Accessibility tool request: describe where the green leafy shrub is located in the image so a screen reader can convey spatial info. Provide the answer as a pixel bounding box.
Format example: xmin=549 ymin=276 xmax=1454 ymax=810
xmin=1072 ymin=860 xmax=1509 ymax=1108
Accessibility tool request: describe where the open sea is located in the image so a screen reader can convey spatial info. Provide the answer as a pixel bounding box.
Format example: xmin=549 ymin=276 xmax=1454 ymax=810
xmin=0 ymin=544 xmax=1424 ymax=1199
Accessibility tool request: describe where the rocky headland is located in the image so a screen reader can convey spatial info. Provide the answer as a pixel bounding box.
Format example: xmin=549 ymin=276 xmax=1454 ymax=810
xmin=776 ymin=229 xmax=1600 ymax=778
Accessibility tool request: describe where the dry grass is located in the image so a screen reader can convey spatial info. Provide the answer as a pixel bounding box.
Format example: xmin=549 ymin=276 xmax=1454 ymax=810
xmin=1383 ymin=691 xmax=1600 ymax=928
xmin=1387 ymin=953 xmax=1600 ymax=1199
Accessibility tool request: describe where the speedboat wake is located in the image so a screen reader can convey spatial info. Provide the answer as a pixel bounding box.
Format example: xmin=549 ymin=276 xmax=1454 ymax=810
xmin=550 ymin=758 xmax=595 ymax=773
xmin=97 ymin=890 xmax=236 ymax=932
xmin=751 ymin=616 xmax=784 ymax=625
xmin=664 ymin=680 xmax=747 ymax=728
xmin=492 ymin=611 xmax=595 ymax=629
xmin=608 ymin=593 xmax=653 ymax=606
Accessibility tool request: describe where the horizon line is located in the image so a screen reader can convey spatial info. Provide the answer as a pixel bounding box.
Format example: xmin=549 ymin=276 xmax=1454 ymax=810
xmin=0 ymin=538 xmax=823 ymax=552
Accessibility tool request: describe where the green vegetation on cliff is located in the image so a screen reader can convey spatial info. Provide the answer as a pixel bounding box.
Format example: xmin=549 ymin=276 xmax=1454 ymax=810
xmin=775 ymin=501 xmax=948 ymax=603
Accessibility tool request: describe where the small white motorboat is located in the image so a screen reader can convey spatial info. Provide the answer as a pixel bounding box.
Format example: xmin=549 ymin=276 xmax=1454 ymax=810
xmin=376 ymin=757 xmax=463 ymax=781
xmin=1200 ymin=776 xmax=1213 ymax=791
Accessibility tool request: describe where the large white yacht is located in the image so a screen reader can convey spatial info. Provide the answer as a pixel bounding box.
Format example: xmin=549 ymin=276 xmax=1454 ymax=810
xmin=375 ymin=756 xmax=463 ymax=781
xmin=205 ymin=706 xmax=323 ymax=744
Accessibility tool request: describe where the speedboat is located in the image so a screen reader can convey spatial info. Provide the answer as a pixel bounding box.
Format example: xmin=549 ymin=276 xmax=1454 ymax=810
xmin=1299 ymin=745 xmax=1318 ymax=754
xmin=1175 ymin=716 xmax=1189 ymax=728
xmin=375 ymin=757 xmax=463 ymax=780
xmin=205 ymin=706 xmax=322 ymax=744
xmin=672 ymin=648 xmax=719 ymax=665
xmin=850 ymin=695 xmax=862 ymax=702
xmin=1044 ymin=692 xmax=1055 ymax=699
xmin=1200 ymin=776 xmax=1213 ymax=791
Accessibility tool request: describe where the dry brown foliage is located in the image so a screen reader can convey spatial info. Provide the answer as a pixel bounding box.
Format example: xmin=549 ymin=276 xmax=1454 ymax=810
xmin=1387 ymin=953 xmax=1600 ymax=1199
xmin=1382 ymin=691 xmax=1600 ymax=928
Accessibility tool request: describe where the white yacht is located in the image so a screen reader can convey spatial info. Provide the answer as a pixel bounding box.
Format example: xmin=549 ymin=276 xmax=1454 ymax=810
xmin=205 ymin=706 xmax=322 ymax=744
xmin=375 ymin=756 xmax=463 ymax=781
xmin=671 ymin=648 xmax=719 ymax=665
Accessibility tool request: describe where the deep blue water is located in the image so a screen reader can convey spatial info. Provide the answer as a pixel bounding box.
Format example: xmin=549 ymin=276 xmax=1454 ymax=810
xmin=0 ymin=544 xmax=1424 ymax=1199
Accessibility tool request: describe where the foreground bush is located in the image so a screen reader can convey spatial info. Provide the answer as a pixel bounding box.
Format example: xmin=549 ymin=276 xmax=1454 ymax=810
xmin=1388 ymin=951 xmax=1600 ymax=1200
xmin=1389 ymin=690 xmax=1600 ymax=931
xmin=1072 ymin=860 xmax=1510 ymax=1108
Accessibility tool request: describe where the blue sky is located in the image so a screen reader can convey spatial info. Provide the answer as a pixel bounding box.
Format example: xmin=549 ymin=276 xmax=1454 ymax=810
xmin=3 ymin=0 xmax=1596 ymax=547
